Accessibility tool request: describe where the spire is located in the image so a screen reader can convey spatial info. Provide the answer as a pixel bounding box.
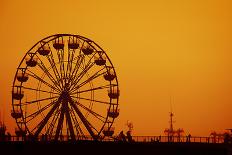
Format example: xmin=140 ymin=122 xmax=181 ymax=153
xmin=169 ymin=96 xmax=174 ymax=133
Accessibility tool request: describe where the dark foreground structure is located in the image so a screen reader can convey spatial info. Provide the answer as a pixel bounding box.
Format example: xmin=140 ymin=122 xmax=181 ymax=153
xmin=0 ymin=141 xmax=231 ymax=155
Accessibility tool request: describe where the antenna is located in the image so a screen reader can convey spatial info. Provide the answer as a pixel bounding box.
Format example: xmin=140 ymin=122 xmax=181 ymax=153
xmin=2 ymin=102 xmax=5 ymax=124
xmin=170 ymin=96 xmax=174 ymax=113
xmin=170 ymin=96 xmax=172 ymax=113
xmin=169 ymin=96 xmax=174 ymax=133
xmin=164 ymin=96 xmax=185 ymax=140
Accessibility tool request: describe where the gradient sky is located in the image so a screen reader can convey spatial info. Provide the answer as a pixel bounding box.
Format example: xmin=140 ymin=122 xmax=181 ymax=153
xmin=0 ymin=0 xmax=232 ymax=136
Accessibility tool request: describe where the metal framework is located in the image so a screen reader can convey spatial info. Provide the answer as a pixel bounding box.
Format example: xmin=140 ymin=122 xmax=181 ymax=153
xmin=11 ymin=34 xmax=120 ymax=141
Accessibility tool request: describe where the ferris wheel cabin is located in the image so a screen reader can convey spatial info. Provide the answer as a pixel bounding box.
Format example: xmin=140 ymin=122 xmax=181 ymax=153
xmin=95 ymin=56 xmax=106 ymax=66
xmin=26 ymin=57 xmax=38 ymax=67
xmin=108 ymin=88 xmax=120 ymax=99
xmin=82 ymin=46 xmax=94 ymax=55
xmin=12 ymin=90 xmax=24 ymax=100
xmin=38 ymin=45 xmax=51 ymax=56
xmin=11 ymin=109 xmax=23 ymax=119
xmin=108 ymin=109 xmax=119 ymax=118
xmin=16 ymin=73 xmax=29 ymax=82
xmin=53 ymin=41 xmax=64 ymax=50
xmin=68 ymin=40 xmax=79 ymax=49
xmin=104 ymin=72 xmax=115 ymax=81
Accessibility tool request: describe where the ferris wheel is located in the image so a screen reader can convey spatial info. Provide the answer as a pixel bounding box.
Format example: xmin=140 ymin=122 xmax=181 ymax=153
xmin=11 ymin=34 xmax=120 ymax=141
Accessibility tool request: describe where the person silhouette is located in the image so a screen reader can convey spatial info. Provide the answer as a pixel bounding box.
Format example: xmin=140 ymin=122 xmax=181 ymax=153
xmin=118 ymin=131 xmax=126 ymax=142
xmin=126 ymin=131 xmax=133 ymax=142
xmin=7 ymin=132 xmax=11 ymax=141
xmin=186 ymin=134 xmax=191 ymax=142
xmin=224 ymin=133 xmax=230 ymax=144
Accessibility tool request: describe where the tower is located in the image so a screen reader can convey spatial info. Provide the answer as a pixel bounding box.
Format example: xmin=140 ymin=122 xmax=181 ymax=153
xmin=164 ymin=97 xmax=184 ymax=142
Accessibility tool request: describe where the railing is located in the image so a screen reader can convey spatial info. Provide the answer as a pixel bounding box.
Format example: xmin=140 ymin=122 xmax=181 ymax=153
xmin=0 ymin=135 xmax=95 ymax=142
xmin=0 ymin=135 xmax=226 ymax=143
xmin=131 ymin=136 xmax=225 ymax=143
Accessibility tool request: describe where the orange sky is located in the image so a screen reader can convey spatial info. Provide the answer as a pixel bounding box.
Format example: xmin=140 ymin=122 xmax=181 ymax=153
xmin=0 ymin=0 xmax=232 ymax=136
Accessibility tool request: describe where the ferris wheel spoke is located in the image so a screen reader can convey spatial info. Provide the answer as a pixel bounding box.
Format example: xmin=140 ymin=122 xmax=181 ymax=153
xmin=27 ymin=70 xmax=61 ymax=93
xmin=69 ymin=99 xmax=98 ymax=140
xmin=65 ymin=50 xmax=75 ymax=80
xmin=25 ymin=99 xmax=57 ymax=123
xmin=70 ymin=62 xmax=95 ymax=90
xmin=67 ymin=40 xmax=86 ymax=83
xmin=21 ymin=96 xmax=59 ymax=106
xmin=74 ymin=101 xmax=106 ymax=122
xmin=57 ymin=50 xmax=66 ymax=84
xmin=45 ymin=107 xmax=61 ymax=136
xmin=69 ymin=105 xmax=87 ymax=139
xmin=54 ymin=102 xmax=65 ymax=140
xmin=69 ymin=51 xmax=96 ymax=87
xmin=64 ymin=103 xmax=76 ymax=140
xmin=69 ymin=106 xmax=83 ymax=138
xmin=71 ymin=84 xmax=111 ymax=95
xmin=37 ymin=58 xmax=62 ymax=90
xmin=34 ymin=99 xmax=61 ymax=137
xmin=37 ymin=64 xmax=62 ymax=90
xmin=22 ymin=86 xmax=60 ymax=95
xmin=46 ymin=52 xmax=63 ymax=88
xmin=71 ymin=96 xmax=111 ymax=105
xmin=68 ymin=55 xmax=85 ymax=85
xmin=70 ymin=68 xmax=107 ymax=93
xmin=77 ymin=70 xmax=107 ymax=89
xmin=68 ymin=50 xmax=77 ymax=76
xmin=65 ymin=51 xmax=71 ymax=80
xmin=48 ymin=109 xmax=62 ymax=137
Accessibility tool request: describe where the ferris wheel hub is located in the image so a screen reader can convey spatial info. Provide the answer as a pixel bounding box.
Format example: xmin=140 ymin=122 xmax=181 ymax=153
xmin=60 ymin=91 xmax=70 ymax=100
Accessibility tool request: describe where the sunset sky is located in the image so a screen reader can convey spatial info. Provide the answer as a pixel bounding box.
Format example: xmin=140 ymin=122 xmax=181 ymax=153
xmin=0 ymin=0 xmax=232 ymax=136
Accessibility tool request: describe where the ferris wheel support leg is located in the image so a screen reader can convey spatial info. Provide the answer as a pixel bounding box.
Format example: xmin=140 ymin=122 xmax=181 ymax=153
xmin=54 ymin=103 xmax=65 ymax=141
xmin=64 ymin=101 xmax=76 ymax=141
xmin=34 ymin=100 xmax=60 ymax=138
xmin=69 ymin=99 xmax=98 ymax=141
